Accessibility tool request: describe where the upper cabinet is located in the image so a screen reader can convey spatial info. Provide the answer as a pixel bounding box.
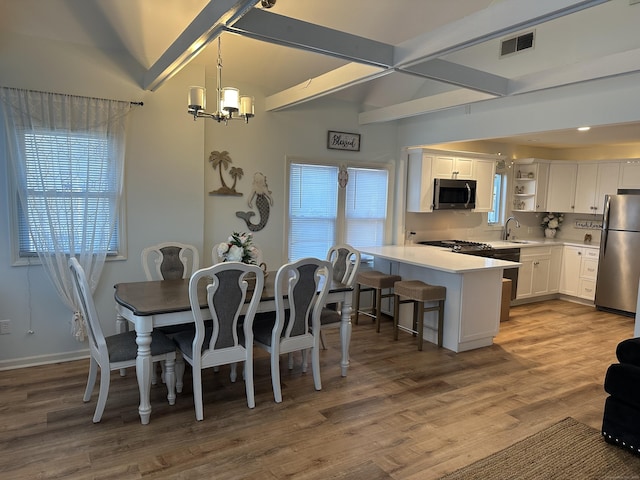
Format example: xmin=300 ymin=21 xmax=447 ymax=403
xmin=432 ymin=155 xmax=474 ymax=179
xmin=512 ymin=160 xmax=549 ymax=212
xmin=474 ymin=159 xmax=496 ymax=213
xmin=546 ymin=161 xmax=620 ymax=214
xmin=406 ymin=150 xmax=435 ymax=212
xmin=619 ymin=161 xmax=640 ymax=190
xmin=546 ymin=162 xmax=578 ymax=212
xmin=573 ymin=162 xmax=620 ymax=214
xmin=406 ymin=149 xmax=497 ymax=213
xmin=408 ymin=152 xmax=638 ymax=215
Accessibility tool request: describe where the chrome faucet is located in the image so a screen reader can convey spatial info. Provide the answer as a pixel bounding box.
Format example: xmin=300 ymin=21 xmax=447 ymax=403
xmin=504 ymin=216 xmax=521 ymax=240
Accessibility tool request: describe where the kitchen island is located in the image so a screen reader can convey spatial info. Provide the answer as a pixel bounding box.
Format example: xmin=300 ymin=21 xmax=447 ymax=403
xmin=359 ymin=245 xmax=521 ymax=352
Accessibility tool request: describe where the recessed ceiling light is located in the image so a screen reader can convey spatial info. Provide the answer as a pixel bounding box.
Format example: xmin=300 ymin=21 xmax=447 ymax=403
xmin=577 ymin=126 xmax=591 ymax=131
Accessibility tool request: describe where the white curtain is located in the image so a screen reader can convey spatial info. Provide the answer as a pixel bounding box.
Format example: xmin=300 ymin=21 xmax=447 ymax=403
xmin=0 ymin=87 xmax=130 ymax=341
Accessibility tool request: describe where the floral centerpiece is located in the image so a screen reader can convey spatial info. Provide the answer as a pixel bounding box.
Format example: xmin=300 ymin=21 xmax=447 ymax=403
xmin=217 ymin=232 xmax=259 ymax=264
xmin=541 ymin=212 xmax=564 ymax=238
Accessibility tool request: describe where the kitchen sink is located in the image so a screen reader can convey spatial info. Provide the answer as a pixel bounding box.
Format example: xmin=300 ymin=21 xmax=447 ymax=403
xmin=507 ymin=240 xmax=539 ymax=244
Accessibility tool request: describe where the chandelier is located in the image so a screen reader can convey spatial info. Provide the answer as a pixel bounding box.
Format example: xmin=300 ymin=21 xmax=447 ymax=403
xmin=187 ymin=37 xmax=254 ymax=124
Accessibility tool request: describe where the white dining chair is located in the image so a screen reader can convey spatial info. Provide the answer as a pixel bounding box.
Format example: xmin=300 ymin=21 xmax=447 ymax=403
xmin=172 ymin=262 xmax=264 ymax=420
xmin=69 ymin=257 xmax=176 ymax=423
xmin=253 ymin=257 xmax=332 ymax=403
xmin=142 ymin=242 xmax=200 ymax=281
xmin=317 ymin=244 xmax=361 ymax=349
xmin=129 ymin=242 xmax=200 ymax=387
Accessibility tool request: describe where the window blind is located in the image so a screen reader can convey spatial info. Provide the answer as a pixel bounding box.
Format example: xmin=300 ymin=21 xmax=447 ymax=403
xmin=17 ymin=130 xmax=119 ymax=255
xmin=288 ymin=162 xmax=389 ymax=261
xmin=345 ymin=167 xmax=388 ymax=247
xmin=289 ymin=163 xmax=339 ymax=260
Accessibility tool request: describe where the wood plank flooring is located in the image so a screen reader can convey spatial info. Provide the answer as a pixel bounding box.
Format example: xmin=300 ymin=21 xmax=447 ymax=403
xmin=0 ymin=300 xmax=635 ymax=479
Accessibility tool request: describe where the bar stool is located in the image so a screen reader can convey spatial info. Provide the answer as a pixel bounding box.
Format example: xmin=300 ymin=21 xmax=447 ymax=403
xmin=353 ymin=270 xmax=402 ymax=332
xmin=393 ymin=280 xmax=446 ymax=350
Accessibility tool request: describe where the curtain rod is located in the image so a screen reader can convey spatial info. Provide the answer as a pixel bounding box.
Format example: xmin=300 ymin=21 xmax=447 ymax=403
xmin=1 ymin=86 xmax=145 ymax=107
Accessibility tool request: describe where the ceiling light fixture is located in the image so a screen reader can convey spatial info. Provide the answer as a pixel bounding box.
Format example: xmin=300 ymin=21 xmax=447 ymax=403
xmin=187 ymin=37 xmax=254 ymax=124
xmin=577 ymin=126 xmax=591 ymax=131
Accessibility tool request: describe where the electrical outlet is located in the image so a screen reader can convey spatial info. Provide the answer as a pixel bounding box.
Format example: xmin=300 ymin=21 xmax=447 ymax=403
xmin=0 ymin=319 xmax=11 ymax=335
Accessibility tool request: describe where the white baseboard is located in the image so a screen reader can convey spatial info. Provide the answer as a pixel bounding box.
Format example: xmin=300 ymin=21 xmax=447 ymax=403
xmin=0 ymin=349 xmax=89 ymax=371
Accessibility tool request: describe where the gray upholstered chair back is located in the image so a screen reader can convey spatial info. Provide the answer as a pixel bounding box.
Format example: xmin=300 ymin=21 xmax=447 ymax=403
xmin=188 ymin=261 xmax=264 ymax=364
xmin=141 ymin=242 xmax=200 ymax=280
xmin=274 ymin=258 xmax=332 ymax=343
xmin=326 ymin=244 xmax=361 ymax=287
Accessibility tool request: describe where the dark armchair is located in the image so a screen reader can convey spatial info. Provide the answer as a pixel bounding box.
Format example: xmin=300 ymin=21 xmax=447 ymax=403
xmin=602 ymin=337 xmax=640 ymax=455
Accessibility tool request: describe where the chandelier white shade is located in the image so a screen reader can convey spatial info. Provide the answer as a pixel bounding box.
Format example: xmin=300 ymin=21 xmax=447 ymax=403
xmin=187 ymin=37 xmax=254 ymax=124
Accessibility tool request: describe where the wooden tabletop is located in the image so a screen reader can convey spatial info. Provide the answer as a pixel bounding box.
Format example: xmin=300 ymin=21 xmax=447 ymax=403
xmin=114 ymin=272 xmax=350 ymax=317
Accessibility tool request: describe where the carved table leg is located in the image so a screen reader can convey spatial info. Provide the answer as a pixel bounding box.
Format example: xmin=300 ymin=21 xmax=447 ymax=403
xmin=135 ymin=328 xmax=153 ymax=425
xmin=340 ymin=292 xmax=353 ymax=377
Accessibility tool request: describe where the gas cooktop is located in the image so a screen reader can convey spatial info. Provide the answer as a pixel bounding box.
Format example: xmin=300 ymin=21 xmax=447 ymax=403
xmin=418 ymin=239 xmax=494 ymax=252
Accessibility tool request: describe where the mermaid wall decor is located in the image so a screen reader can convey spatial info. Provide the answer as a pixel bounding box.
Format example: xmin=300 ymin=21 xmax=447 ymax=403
xmin=235 ymin=172 xmax=273 ymax=232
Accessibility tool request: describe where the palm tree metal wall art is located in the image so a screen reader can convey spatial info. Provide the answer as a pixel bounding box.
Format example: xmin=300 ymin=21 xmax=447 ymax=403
xmin=208 ymin=150 xmax=243 ymax=196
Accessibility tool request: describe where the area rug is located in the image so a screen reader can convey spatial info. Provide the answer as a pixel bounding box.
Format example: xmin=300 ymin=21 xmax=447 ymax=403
xmin=440 ymin=417 xmax=640 ymax=479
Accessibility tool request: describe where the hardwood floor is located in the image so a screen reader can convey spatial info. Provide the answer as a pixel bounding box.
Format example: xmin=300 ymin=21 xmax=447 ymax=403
xmin=0 ymin=300 xmax=635 ymax=479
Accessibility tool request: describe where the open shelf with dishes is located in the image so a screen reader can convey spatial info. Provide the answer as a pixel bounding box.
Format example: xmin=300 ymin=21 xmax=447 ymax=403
xmin=511 ymin=160 xmax=549 ymax=212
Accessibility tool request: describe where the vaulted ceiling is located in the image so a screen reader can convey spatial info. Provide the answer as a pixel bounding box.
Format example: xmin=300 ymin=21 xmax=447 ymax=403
xmin=2 ymin=0 xmax=640 ymax=148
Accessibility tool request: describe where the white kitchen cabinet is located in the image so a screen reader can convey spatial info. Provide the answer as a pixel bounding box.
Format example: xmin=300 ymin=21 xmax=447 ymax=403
xmin=579 ymin=253 xmax=599 ymax=301
xmin=473 ymin=158 xmax=496 ymax=213
xmin=516 ymin=246 xmax=562 ymax=300
xmin=619 ymin=160 xmax=640 ymax=190
xmin=546 ymin=162 xmax=577 ymax=212
xmin=406 ymin=149 xmax=497 ymax=213
xmin=548 ymin=245 xmax=562 ymax=293
xmin=406 ymin=150 xmax=435 ymax=212
xmin=559 ymin=245 xmax=599 ymax=301
xmin=433 ymin=155 xmax=474 ymax=179
xmin=559 ymin=245 xmax=582 ymax=297
xmin=573 ymin=162 xmax=620 ymax=214
xmin=512 ymin=160 xmax=549 ymax=212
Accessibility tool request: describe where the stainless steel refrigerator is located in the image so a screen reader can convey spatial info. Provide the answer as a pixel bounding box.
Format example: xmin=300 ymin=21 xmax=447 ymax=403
xmin=595 ymin=194 xmax=640 ymax=316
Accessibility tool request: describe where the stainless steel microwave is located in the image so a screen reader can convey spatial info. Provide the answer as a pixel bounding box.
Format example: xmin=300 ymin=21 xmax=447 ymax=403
xmin=433 ymin=178 xmax=477 ymax=210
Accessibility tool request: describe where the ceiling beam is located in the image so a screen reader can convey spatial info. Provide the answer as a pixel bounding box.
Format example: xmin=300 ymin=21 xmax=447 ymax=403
xmin=143 ymin=0 xmax=259 ymax=91
xmin=508 ymin=48 xmax=640 ymax=95
xmin=227 ymin=8 xmax=394 ymax=68
xmin=359 ymin=47 xmax=640 ymax=125
xmin=401 ymin=59 xmax=508 ymax=96
xmin=265 ymin=64 xmax=391 ymax=111
xmin=358 ymin=90 xmax=496 ymax=125
xmin=264 ymin=0 xmax=608 ymax=114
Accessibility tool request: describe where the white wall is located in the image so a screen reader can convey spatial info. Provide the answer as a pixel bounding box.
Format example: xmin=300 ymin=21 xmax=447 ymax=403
xmin=0 ymin=35 xmax=205 ymax=368
xmin=0 ymin=34 xmax=398 ymax=368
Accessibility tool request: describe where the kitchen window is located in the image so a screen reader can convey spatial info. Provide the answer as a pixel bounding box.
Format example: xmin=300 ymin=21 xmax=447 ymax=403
xmin=488 ymin=171 xmax=506 ymax=225
xmin=287 ymin=160 xmax=391 ymax=261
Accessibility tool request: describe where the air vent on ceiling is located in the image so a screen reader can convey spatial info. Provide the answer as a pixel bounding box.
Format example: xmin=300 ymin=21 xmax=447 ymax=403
xmin=500 ymin=31 xmax=535 ymax=57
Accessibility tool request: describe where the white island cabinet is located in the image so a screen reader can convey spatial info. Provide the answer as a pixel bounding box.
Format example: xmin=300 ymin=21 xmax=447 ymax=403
xmin=359 ymin=245 xmax=520 ymax=353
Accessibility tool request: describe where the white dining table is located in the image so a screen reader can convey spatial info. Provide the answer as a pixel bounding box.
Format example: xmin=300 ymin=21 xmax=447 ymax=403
xmin=113 ymin=274 xmax=354 ymax=424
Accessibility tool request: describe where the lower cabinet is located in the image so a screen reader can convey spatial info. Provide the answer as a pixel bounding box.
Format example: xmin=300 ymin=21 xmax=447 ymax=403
xmin=516 ymin=246 xmax=562 ymax=300
xmin=559 ymin=245 xmax=599 ymax=301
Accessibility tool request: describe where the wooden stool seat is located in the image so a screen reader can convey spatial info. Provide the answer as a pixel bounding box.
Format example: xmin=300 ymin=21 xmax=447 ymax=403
xmin=353 ymin=270 xmax=402 ymax=332
xmin=393 ymin=280 xmax=446 ymax=350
